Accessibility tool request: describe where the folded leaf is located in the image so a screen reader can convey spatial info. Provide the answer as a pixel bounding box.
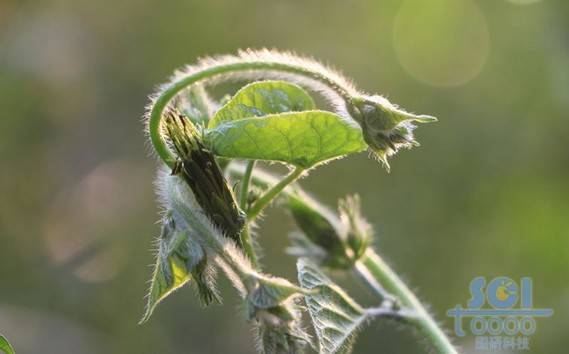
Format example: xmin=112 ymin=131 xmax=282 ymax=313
xmin=208 ymin=80 xmax=315 ymax=128
xmin=141 ymin=213 xmax=219 ymax=323
xmin=249 ymin=275 xmax=304 ymax=310
xmin=257 ymin=320 xmax=310 ymax=354
xmin=206 ymin=111 xmax=367 ymax=168
xmin=297 ymin=259 xmax=368 ymax=354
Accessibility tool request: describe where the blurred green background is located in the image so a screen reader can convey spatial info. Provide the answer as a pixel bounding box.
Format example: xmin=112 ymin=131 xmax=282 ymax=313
xmin=1 ymin=0 xmax=567 ymax=353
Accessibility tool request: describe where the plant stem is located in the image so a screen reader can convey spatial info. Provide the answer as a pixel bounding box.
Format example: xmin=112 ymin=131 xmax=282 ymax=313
xmin=247 ymin=167 xmax=304 ymax=221
xmin=359 ymin=249 xmax=458 ymax=354
xmin=228 ymin=162 xmax=456 ymax=352
xmin=239 ymin=160 xmax=259 ymax=268
xmin=148 ymin=61 xmax=353 ymax=168
xmin=239 ymin=160 xmax=256 ymax=209
xmin=354 ymin=259 xmax=395 ymax=304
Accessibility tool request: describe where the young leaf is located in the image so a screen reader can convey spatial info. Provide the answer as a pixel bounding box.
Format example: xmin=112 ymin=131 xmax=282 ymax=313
xmin=350 ymin=95 xmax=437 ymax=169
xmin=0 ymin=334 xmax=15 ymax=354
xmin=288 ymin=195 xmax=347 ymax=267
xmin=249 ymin=275 xmax=304 ymax=310
xmin=256 ymin=320 xmax=310 ymax=354
xmin=297 ymin=259 xmax=368 ymax=354
xmin=141 ymin=213 xmax=220 ymax=324
xmin=205 ymin=111 xmax=367 ymax=168
xmin=208 ymin=80 xmax=315 ymax=128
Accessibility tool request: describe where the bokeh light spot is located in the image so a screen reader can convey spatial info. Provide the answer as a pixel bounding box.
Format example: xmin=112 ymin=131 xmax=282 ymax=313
xmin=393 ymin=0 xmax=490 ymax=87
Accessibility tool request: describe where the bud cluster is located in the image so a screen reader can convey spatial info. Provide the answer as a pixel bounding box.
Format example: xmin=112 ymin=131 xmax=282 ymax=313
xmin=163 ymin=109 xmax=245 ymax=247
xmin=288 ymin=193 xmax=372 ymax=269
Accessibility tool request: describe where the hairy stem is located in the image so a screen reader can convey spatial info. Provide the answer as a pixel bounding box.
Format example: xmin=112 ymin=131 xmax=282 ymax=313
xmin=149 ymin=61 xmax=353 ymax=168
xmin=239 ymin=160 xmax=259 ymax=268
xmin=227 ymin=163 xmax=456 ymax=352
xmin=354 ymin=259 xmax=395 ymax=304
xmin=239 ymin=160 xmax=256 ymax=209
xmin=247 ymin=167 xmax=304 ymax=221
xmin=174 ymin=199 xmax=252 ymax=280
xmin=360 ymin=250 xmax=457 ymax=354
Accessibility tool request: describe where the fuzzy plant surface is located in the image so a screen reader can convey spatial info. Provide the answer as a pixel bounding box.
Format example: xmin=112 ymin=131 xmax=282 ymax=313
xmin=141 ymin=49 xmax=457 ymax=354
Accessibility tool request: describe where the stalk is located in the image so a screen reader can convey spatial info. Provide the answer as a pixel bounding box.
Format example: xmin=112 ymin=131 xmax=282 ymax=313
xmin=238 ymin=160 xmax=259 ymax=268
xmin=357 ymin=250 xmax=457 ymax=354
xmin=246 ymin=167 xmax=304 ymax=221
xmin=229 ymin=163 xmax=458 ymax=353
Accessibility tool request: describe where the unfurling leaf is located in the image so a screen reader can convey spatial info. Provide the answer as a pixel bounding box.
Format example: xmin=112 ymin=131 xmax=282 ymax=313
xmin=246 ymin=274 xmax=309 ymax=353
xmin=288 ymin=193 xmax=371 ymax=269
xmin=254 ymin=300 xmax=311 ymax=354
xmin=288 ymin=195 xmax=347 ymax=267
xmin=338 ymin=195 xmax=372 ymax=261
xmin=249 ymin=275 xmax=304 ymax=310
xmin=206 ymin=111 xmax=367 ymax=168
xmin=208 ymin=80 xmax=315 ymax=128
xmin=256 ymin=318 xmax=310 ymax=354
xmin=350 ymin=95 xmax=437 ymax=170
xmin=140 ymin=212 xmax=220 ymax=324
xmin=297 ymin=260 xmax=368 ymax=354
xmin=0 ymin=334 xmax=15 ymax=354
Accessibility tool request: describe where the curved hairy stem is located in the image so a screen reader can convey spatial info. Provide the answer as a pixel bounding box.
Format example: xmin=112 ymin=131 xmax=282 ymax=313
xmin=358 ymin=250 xmax=457 ymax=354
xmin=239 ymin=160 xmax=259 ymax=268
xmin=148 ymin=60 xmax=354 ymax=168
xmin=247 ymin=167 xmax=304 ymax=221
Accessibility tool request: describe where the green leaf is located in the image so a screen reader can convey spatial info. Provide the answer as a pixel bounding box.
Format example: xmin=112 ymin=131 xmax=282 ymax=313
xmin=257 ymin=321 xmax=310 ymax=354
xmin=249 ymin=275 xmax=304 ymax=310
xmin=350 ymin=95 xmax=437 ymax=170
xmin=297 ymin=259 xmax=368 ymax=354
xmin=288 ymin=195 xmax=346 ymax=263
xmin=0 ymin=334 xmax=15 ymax=354
xmin=140 ymin=213 xmax=219 ymax=323
xmin=205 ymin=111 xmax=367 ymax=168
xmin=208 ymin=80 xmax=315 ymax=128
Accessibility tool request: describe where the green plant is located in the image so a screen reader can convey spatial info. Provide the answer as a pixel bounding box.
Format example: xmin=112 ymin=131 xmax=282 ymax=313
xmin=141 ymin=49 xmax=456 ymax=354
xmin=0 ymin=333 xmax=15 ymax=354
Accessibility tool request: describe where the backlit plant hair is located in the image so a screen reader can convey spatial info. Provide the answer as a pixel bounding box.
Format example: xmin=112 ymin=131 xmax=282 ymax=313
xmin=141 ymin=49 xmax=457 ymax=354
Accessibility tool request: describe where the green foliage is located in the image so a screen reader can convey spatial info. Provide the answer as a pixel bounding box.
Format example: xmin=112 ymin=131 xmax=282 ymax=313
xmin=249 ymin=275 xmax=304 ymax=310
xmin=208 ymin=80 xmax=315 ymax=128
xmin=350 ymin=96 xmax=437 ymax=168
xmin=143 ymin=51 xmax=454 ymax=354
xmin=204 ymin=80 xmax=368 ymax=168
xmin=141 ymin=213 xmax=219 ymax=324
xmin=288 ymin=194 xmax=371 ymax=269
xmin=206 ymin=111 xmax=366 ymax=168
xmin=0 ymin=334 xmax=15 ymax=354
xmin=297 ymin=260 xmax=368 ymax=354
xmin=256 ymin=313 xmax=310 ymax=354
